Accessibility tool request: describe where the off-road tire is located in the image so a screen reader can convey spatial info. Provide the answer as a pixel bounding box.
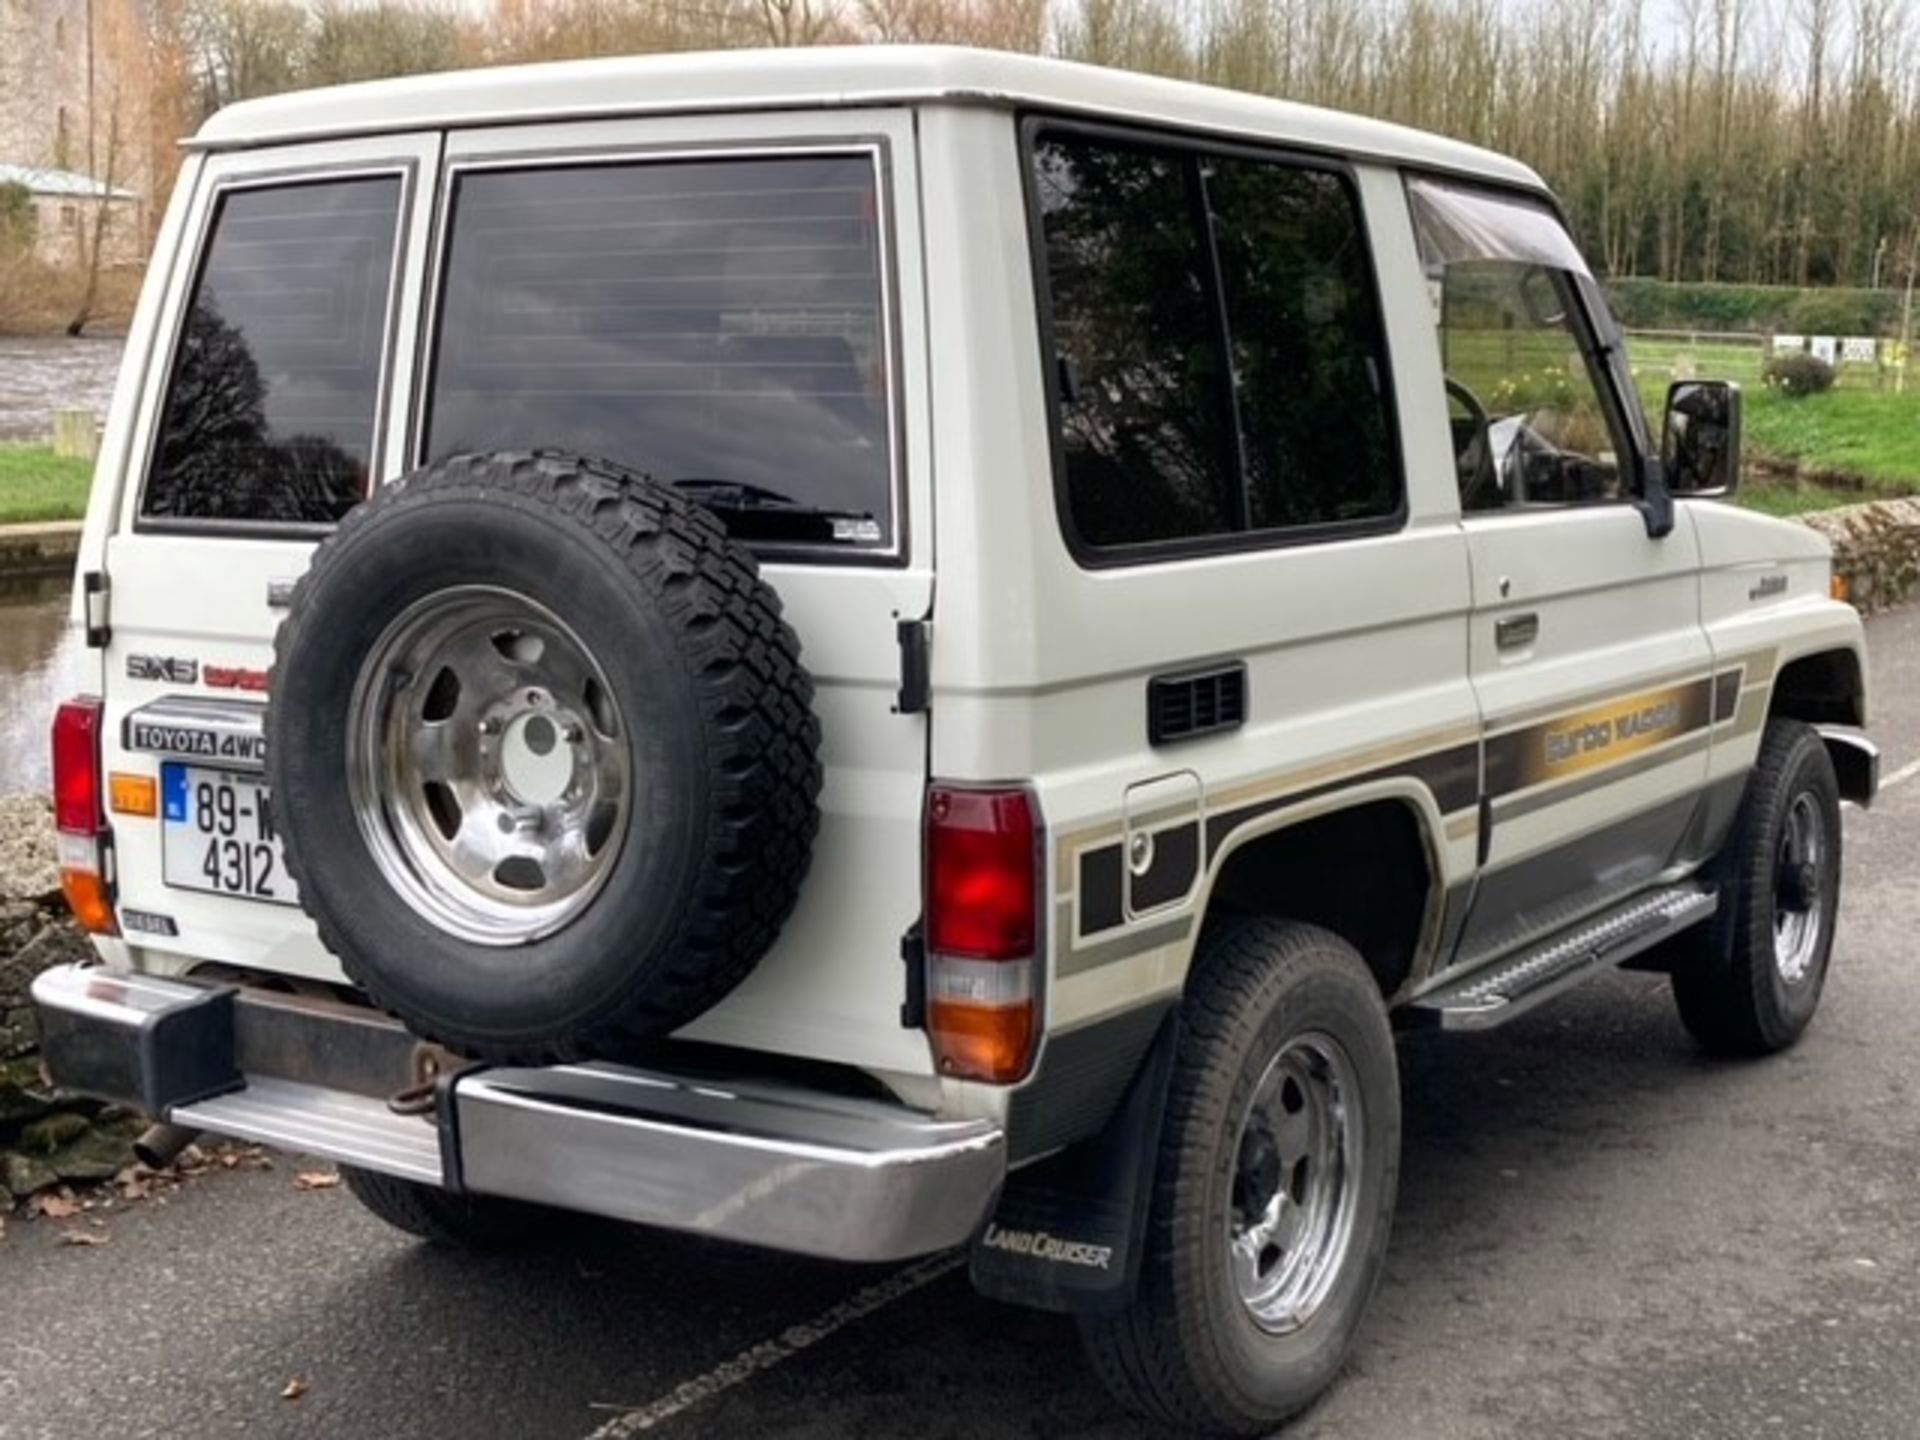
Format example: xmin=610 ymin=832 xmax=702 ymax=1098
xmin=1077 ymin=918 xmax=1400 ymax=1435
xmin=1671 ymin=719 xmax=1842 ymax=1056
xmin=340 ymin=1165 xmax=547 ymax=1250
xmin=267 ymin=451 xmax=821 ymax=1061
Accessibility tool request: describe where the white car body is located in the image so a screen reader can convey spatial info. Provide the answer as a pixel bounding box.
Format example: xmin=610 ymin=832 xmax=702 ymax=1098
xmin=62 ymin=43 xmax=1868 ymax=1161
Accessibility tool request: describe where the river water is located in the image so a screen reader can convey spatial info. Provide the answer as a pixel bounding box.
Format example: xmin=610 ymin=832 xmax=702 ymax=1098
xmin=1 ymin=336 xmax=122 ymax=795
xmin=0 ymin=335 xmax=126 ymax=443
xmin=0 ymin=574 xmax=85 ymax=796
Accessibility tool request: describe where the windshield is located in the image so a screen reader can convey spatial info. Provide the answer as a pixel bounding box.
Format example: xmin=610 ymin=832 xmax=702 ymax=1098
xmin=424 ymin=152 xmax=898 ymax=553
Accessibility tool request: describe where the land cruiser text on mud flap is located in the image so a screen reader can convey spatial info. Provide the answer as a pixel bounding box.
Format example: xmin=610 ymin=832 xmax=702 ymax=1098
xmin=33 ymin=48 xmax=1876 ymax=1435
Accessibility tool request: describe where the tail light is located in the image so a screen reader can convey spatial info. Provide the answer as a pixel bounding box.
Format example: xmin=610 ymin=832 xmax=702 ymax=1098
xmin=51 ymin=696 xmax=117 ymax=935
xmin=924 ymin=784 xmax=1041 ymax=1083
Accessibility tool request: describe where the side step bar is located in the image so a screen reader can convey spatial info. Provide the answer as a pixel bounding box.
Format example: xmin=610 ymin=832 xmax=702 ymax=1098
xmin=1406 ymin=883 xmax=1717 ymax=1032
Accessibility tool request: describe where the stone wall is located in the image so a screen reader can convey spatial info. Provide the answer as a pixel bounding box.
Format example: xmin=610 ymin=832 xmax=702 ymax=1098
xmin=0 ymin=520 xmax=82 ymax=577
xmin=1799 ymin=497 xmax=1920 ymax=614
xmin=0 ymin=793 xmax=137 ymax=1205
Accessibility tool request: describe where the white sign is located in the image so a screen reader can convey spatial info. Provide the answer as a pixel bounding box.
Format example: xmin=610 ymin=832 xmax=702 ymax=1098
xmin=1842 ymin=336 xmax=1878 ymax=364
xmin=1773 ymin=334 xmax=1805 ymax=354
xmin=1811 ymin=335 xmax=1838 ymax=365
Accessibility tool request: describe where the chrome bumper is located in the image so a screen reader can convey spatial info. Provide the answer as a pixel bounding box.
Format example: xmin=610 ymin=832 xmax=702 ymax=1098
xmin=31 ymin=964 xmax=1004 ymax=1262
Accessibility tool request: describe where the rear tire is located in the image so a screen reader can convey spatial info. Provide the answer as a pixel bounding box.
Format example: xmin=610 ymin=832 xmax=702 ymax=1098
xmin=341 ymin=1165 xmax=547 ymax=1251
xmin=1078 ymin=918 xmax=1400 ymax=1435
xmin=1671 ymin=719 xmax=1842 ymax=1056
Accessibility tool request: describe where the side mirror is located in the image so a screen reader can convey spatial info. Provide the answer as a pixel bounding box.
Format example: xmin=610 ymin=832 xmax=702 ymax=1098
xmin=1662 ymin=380 xmax=1742 ymax=497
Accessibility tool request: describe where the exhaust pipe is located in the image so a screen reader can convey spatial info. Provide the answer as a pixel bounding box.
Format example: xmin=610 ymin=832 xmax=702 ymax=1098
xmin=133 ymin=1122 xmax=200 ymax=1170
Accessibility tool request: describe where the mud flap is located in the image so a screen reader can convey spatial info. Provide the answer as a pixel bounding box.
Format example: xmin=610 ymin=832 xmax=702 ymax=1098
xmin=969 ymin=1011 xmax=1179 ymax=1315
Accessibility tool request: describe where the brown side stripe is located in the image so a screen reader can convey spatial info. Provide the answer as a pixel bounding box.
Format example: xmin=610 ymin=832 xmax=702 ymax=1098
xmin=1077 ymin=741 xmax=1479 ymax=939
xmin=1713 ymin=669 xmax=1741 ymax=722
xmin=1073 ymin=669 xmax=1746 ymax=943
xmin=1076 ymin=821 xmax=1203 ymax=935
xmin=1200 ymin=741 xmax=1480 ymax=863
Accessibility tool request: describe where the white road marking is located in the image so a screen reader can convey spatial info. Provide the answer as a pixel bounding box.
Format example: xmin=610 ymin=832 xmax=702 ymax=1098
xmin=1878 ymin=756 xmax=1920 ymax=793
xmin=582 ymin=1252 xmax=965 ymax=1437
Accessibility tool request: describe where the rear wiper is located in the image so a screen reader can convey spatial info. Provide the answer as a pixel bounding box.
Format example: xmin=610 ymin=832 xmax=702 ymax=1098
xmin=669 ymin=478 xmax=882 ymax=545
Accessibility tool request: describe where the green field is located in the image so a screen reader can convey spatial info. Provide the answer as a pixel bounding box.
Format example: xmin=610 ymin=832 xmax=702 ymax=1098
xmin=0 ymin=446 xmax=93 ymax=524
xmin=1444 ymin=329 xmax=1920 ymax=513
xmin=1626 ymin=335 xmax=1920 ymax=508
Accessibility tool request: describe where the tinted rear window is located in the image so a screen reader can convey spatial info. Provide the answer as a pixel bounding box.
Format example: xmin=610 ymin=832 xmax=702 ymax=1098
xmin=142 ymin=176 xmax=401 ymax=526
xmin=424 ymin=154 xmax=896 ymax=552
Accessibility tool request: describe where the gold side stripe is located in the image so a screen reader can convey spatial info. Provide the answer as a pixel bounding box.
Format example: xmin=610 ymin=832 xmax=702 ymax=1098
xmin=1051 ymin=656 xmax=1777 ymax=942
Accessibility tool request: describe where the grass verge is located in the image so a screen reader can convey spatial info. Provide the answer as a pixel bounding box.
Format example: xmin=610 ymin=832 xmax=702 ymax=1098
xmin=0 ymin=446 xmax=92 ymax=524
xmin=1628 ymin=341 xmax=1920 ymax=513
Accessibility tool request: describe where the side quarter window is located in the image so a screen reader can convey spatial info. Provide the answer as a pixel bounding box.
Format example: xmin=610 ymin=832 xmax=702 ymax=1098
xmin=1407 ymin=176 xmax=1634 ymax=515
xmin=1030 ymin=126 xmax=1402 ymax=559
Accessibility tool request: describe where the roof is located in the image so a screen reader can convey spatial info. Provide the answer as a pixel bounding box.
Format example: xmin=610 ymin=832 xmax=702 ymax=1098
xmin=192 ymin=45 xmax=1543 ymax=189
xmin=0 ymin=163 xmax=137 ymax=199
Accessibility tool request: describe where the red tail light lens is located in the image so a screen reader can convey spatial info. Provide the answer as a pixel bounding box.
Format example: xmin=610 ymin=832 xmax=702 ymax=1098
xmin=52 ymin=696 xmax=117 ymax=936
xmin=925 ymin=785 xmax=1041 ymax=1083
xmin=926 ymin=787 xmax=1037 ymax=959
xmin=52 ymin=697 xmax=105 ymax=835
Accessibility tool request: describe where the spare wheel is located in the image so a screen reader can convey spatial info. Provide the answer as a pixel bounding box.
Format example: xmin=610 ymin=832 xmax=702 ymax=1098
xmin=266 ymin=451 xmax=822 ymax=1061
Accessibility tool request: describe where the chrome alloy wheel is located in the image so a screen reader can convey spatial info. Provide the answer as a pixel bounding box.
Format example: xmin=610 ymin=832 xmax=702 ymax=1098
xmin=346 ymin=585 xmax=629 ymax=946
xmin=1773 ymin=791 xmax=1828 ymax=985
xmin=1227 ymin=1031 xmax=1364 ymax=1336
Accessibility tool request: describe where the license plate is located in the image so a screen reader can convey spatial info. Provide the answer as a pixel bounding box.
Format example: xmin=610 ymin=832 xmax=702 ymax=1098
xmin=161 ymin=764 xmax=298 ymax=906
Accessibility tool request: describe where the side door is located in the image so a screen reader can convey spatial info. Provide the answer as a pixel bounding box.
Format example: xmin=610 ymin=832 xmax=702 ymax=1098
xmin=1406 ymin=176 xmax=1714 ymax=968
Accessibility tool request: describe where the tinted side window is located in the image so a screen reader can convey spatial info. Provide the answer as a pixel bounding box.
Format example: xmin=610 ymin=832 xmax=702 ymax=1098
xmin=1032 ymin=135 xmax=1234 ymax=547
xmin=143 ymin=177 xmax=401 ymax=525
xmin=1206 ymin=158 xmax=1398 ymax=529
xmin=1031 ymin=130 xmax=1401 ymax=556
xmin=425 ymin=155 xmax=895 ymax=551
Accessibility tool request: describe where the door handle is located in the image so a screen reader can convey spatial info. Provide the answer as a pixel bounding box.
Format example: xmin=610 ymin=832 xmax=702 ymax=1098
xmin=1495 ymin=613 xmax=1540 ymax=650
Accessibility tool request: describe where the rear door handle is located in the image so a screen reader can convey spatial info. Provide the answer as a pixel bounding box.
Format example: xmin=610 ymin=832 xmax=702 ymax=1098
xmin=1495 ymin=613 xmax=1540 ymax=650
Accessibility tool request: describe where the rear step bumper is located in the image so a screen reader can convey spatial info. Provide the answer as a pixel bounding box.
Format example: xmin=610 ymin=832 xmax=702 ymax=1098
xmin=31 ymin=964 xmax=1004 ymax=1262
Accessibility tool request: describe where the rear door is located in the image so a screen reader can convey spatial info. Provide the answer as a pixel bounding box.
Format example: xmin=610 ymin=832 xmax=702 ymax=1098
xmin=104 ymin=112 xmax=939 ymax=1084
xmin=412 ymin=111 xmax=935 ymax=1079
xmin=103 ymin=134 xmax=440 ymax=977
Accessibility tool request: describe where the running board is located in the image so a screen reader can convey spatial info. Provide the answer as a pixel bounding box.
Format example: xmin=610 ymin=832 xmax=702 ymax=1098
xmin=1407 ymin=884 xmax=1717 ymax=1032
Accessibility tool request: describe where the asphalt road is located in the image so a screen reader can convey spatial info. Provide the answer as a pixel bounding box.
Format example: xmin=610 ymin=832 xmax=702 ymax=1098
xmin=7 ymin=608 xmax=1920 ymax=1440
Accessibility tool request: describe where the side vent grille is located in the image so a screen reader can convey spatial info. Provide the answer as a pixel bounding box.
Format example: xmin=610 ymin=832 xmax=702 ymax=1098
xmin=1148 ymin=664 xmax=1246 ymax=746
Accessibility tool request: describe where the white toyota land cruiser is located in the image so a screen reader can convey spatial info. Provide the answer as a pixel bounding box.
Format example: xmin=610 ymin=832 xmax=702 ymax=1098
xmin=33 ymin=47 xmax=1876 ymax=1434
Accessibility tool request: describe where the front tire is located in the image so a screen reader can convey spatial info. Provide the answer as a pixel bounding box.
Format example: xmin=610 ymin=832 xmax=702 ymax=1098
xmin=1078 ymin=919 xmax=1400 ymax=1435
xmin=1671 ymin=719 xmax=1842 ymax=1056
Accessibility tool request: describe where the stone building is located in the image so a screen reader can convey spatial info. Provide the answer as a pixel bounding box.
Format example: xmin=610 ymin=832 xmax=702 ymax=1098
xmin=0 ymin=162 xmax=144 ymax=265
xmin=0 ymin=0 xmax=154 ymax=264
